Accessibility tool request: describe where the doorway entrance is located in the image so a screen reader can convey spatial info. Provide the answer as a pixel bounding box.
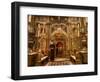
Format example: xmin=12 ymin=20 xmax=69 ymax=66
xmin=56 ymin=41 xmax=64 ymax=58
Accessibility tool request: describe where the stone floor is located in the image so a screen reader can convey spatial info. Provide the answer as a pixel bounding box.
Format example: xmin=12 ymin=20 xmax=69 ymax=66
xmin=45 ymin=58 xmax=73 ymax=66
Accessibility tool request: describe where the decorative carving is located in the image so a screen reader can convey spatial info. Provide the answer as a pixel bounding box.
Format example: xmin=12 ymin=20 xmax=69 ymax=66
xmin=28 ymin=15 xmax=88 ymax=66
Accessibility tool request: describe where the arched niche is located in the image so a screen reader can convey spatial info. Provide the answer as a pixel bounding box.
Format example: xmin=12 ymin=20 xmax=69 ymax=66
xmin=50 ymin=28 xmax=68 ymax=58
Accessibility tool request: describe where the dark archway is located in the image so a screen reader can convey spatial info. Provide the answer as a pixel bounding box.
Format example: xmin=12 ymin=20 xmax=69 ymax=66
xmin=56 ymin=42 xmax=64 ymax=57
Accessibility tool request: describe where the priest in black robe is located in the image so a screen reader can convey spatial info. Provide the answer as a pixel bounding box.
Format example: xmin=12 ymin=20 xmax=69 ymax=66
xmin=49 ymin=42 xmax=55 ymax=61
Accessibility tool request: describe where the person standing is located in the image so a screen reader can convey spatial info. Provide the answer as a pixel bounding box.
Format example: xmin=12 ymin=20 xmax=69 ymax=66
xmin=49 ymin=41 xmax=55 ymax=61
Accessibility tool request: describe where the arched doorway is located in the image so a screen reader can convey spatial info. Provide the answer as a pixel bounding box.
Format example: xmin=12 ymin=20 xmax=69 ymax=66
xmin=50 ymin=27 xmax=68 ymax=58
xmin=56 ymin=41 xmax=64 ymax=57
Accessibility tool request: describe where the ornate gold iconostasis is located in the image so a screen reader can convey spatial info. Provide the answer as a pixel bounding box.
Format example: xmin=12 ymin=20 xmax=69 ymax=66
xmin=28 ymin=15 xmax=88 ymax=66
